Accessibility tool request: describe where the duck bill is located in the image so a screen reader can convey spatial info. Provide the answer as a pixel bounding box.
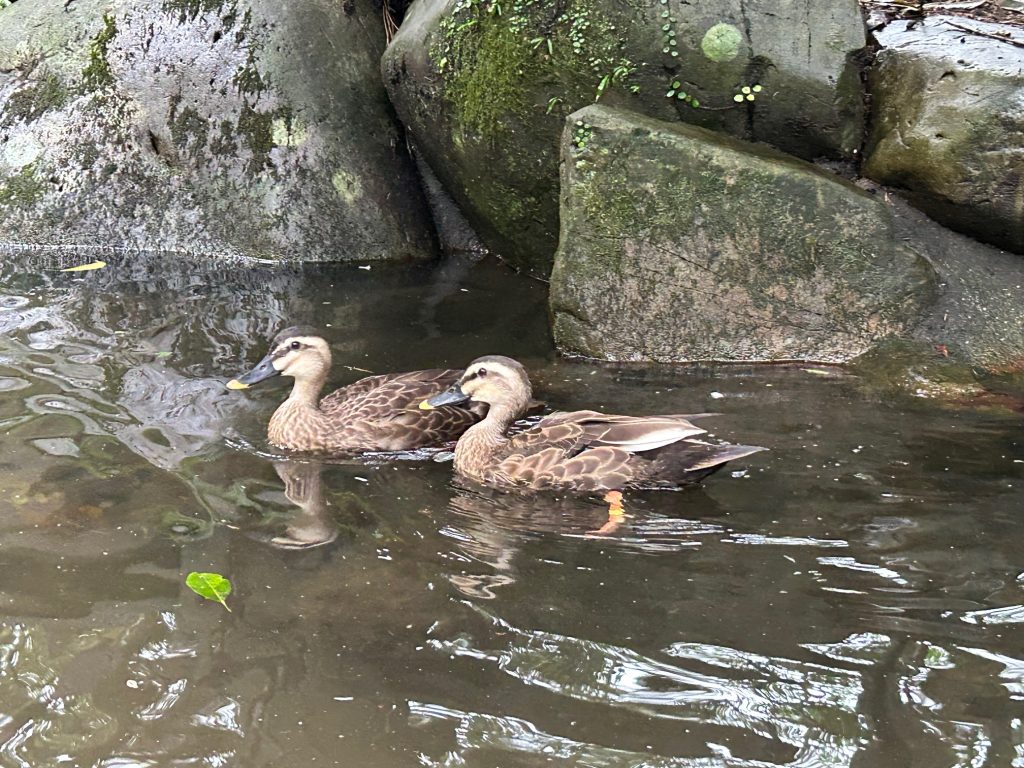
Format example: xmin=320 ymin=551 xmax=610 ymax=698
xmin=226 ymin=353 xmax=279 ymax=390
xmin=419 ymin=384 xmax=471 ymax=410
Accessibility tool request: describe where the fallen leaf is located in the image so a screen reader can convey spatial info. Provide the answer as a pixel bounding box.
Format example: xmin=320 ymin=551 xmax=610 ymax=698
xmin=186 ymin=571 xmax=233 ymax=611
xmin=61 ymin=261 xmax=107 ymax=272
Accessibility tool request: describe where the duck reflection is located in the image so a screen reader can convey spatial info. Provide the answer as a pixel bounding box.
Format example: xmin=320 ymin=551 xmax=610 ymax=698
xmin=242 ymin=460 xmax=377 ymax=551
xmin=431 ymin=484 xmax=728 ymax=599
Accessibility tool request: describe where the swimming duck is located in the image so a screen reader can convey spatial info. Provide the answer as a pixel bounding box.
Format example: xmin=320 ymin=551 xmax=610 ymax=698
xmin=422 ymin=355 xmax=765 ymax=493
xmin=227 ymin=326 xmax=483 ymax=453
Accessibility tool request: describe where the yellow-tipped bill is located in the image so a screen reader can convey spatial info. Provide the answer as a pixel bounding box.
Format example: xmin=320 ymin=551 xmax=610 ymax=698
xmin=226 ymin=379 xmax=250 ymax=390
xmin=418 ymin=399 xmax=435 ymax=410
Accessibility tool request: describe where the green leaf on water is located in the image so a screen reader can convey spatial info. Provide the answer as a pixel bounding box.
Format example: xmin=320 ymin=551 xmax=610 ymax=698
xmin=186 ymin=571 xmax=233 ymax=611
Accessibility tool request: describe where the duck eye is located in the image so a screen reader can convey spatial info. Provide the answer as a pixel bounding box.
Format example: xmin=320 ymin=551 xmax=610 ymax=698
xmin=290 ymin=341 xmax=301 ymax=350
xmin=477 ymin=367 xmax=487 ymax=377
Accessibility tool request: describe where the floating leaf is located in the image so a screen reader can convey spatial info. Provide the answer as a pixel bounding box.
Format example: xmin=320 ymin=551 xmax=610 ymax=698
xmin=690 ymin=98 xmax=700 ymax=107
xmin=752 ymin=84 xmax=763 ymax=92
xmin=186 ymin=571 xmax=233 ymax=611
xmin=666 ymin=89 xmax=676 ymax=98
xmin=733 ymin=94 xmax=744 ymax=102
xmin=746 ymin=93 xmax=755 ymax=101
xmin=61 ymin=261 xmax=107 ymax=272
xmin=672 ymin=80 xmax=681 ymax=88
xmin=741 ymin=86 xmax=751 ymax=94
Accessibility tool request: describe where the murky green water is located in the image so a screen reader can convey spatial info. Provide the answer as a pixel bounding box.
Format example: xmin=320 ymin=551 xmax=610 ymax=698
xmin=0 ymin=249 xmax=1022 ymax=767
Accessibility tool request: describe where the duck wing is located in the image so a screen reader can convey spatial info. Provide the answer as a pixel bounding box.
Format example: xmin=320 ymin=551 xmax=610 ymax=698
xmin=489 ymin=411 xmax=712 ymax=491
xmin=320 ymin=369 xmax=462 ymax=422
xmin=318 ymin=369 xmax=482 ymax=452
xmin=507 ymin=411 xmax=708 ymax=456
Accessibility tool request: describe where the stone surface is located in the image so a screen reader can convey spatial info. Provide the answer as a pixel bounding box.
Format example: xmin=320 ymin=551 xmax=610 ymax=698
xmin=0 ymin=0 xmax=435 ymax=261
xmin=382 ymin=0 xmax=867 ymax=275
xmin=550 ymin=105 xmax=937 ymax=363
xmin=864 ymin=17 xmax=1024 ymax=255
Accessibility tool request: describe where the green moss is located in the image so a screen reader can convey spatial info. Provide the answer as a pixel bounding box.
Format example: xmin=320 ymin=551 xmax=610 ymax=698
xmin=209 ymin=119 xmax=239 ymax=156
xmin=162 ymin=0 xmax=226 ymax=20
xmin=442 ymin=15 xmax=538 ymax=137
xmin=82 ymin=13 xmax=117 ymax=90
xmin=0 ymin=74 xmax=67 ymax=128
xmin=233 ymin=43 xmax=268 ymax=98
xmin=238 ymin=104 xmax=273 ymax=156
xmin=0 ymin=164 xmax=45 ymax=208
xmin=237 ymin=104 xmax=292 ymax=172
xmin=435 ymin=0 xmax=636 ymax=139
xmin=170 ymin=105 xmax=210 ymax=154
xmin=76 ymin=142 xmax=100 ymax=170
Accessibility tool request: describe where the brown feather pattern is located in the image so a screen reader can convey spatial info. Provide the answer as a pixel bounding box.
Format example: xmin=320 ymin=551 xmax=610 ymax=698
xmin=268 ymin=369 xmax=482 ymax=453
xmin=446 ymin=356 xmax=766 ymax=493
xmin=237 ymin=330 xmax=483 ymax=454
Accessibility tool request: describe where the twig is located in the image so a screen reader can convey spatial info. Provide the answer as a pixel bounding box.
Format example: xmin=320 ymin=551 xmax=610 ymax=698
xmin=942 ymin=18 xmax=1024 ymax=46
xmin=383 ymin=1 xmax=399 ymax=43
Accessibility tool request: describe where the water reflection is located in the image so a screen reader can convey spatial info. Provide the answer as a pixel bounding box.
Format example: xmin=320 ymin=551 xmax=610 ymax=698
xmin=415 ymin=604 xmax=869 ymax=766
xmin=0 ymin=248 xmax=1023 ymax=766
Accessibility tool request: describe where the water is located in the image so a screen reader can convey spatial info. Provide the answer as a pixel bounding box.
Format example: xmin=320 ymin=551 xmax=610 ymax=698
xmin=0 ymin=249 xmax=1022 ymax=767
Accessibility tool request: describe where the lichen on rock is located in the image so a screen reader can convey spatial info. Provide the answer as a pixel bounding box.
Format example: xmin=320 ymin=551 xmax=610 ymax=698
xmin=0 ymin=0 xmax=434 ymax=261
xmin=550 ymin=105 xmax=937 ymax=363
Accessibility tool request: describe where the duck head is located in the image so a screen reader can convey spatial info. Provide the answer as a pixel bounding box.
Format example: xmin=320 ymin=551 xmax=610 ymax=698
xmin=422 ymin=355 xmax=532 ymax=414
xmin=227 ymin=326 xmax=332 ymax=390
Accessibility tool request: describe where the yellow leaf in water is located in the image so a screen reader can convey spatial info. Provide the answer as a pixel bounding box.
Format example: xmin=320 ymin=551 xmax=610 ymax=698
xmin=61 ymin=261 xmax=107 ymax=272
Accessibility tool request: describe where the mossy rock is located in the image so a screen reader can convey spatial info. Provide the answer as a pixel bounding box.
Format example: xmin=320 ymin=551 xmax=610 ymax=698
xmin=0 ymin=0 xmax=434 ymax=260
xmin=382 ymin=0 xmax=866 ymax=275
xmin=550 ymin=105 xmax=937 ymax=363
xmin=864 ymin=17 xmax=1024 ymax=255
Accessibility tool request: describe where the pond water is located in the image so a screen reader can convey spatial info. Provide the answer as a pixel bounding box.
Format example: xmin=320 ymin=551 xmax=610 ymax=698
xmin=0 ymin=249 xmax=1022 ymax=767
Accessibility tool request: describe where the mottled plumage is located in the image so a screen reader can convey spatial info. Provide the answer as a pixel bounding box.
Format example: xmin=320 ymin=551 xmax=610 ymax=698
xmin=424 ymin=355 xmax=765 ymax=492
xmin=228 ymin=327 xmax=483 ymax=454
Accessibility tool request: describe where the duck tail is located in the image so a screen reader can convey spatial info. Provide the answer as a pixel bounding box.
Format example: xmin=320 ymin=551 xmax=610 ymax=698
xmin=646 ymin=441 xmax=766 ymax=487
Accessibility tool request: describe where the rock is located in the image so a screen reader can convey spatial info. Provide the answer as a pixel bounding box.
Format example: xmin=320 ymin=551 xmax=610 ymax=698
xmin=864 ymin=17 xmax=1024 ymax=255
xmin=550 ymin=105 xmax=937 ymax=363
xmin=883 ymin=196 xmax=1024 ymax=377
xmin=382 ymin=0 xmax=867 ymax=275
xmin=0 ymin=0 xmax=435 ymax=261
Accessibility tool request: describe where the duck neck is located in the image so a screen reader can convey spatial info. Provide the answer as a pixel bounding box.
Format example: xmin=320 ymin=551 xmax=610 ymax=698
xmin=454 ymin=400 xmax=521 ymax=470
xmin=285 ymin=375 xmax=324 ymax=409
xmin=268 ymin=375 xmax=326 ymax=448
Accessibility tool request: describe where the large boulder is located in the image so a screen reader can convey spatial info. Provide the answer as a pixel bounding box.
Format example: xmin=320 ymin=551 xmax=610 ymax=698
xmin=382 ymin=0 xmax=867 ymax=276
xmin=0 ymin=0 xmax=435 ymax=261
xmin=864 ymin=17 xmax=1024 ymax=255
xmin=550 ymin=105 xmax=937 ymax=363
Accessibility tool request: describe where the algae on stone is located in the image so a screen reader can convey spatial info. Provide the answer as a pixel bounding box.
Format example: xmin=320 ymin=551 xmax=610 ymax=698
xmin=0 ymin=0 xmax=435 ymax=260
xmin=550 ymin=105 xmax=937 ymax=363
xmin=865 ymin=17 xmax=1024 ymax=255
xmin=384 ymin=0 xmax=867 ymax=274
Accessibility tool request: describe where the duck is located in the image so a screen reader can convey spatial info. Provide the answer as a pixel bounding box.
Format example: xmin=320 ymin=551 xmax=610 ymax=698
xmin=421 ymin=355 xmax=765 ymax=493
xmin=226 ymin=326 xmax=484 ymax=453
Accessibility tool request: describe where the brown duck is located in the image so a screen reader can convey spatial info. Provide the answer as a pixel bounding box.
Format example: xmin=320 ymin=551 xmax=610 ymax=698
xmin=227 ymin=326 xmax=483 ymax=453
xmin=422 ymin=355 xmax=765 ymax=493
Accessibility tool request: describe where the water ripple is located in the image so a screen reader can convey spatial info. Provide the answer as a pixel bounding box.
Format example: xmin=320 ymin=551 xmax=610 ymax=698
xmin=411 ymin=700 xmax=801 ymax=767
xmin=425 ymin=605 xmax=868 ymax=766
